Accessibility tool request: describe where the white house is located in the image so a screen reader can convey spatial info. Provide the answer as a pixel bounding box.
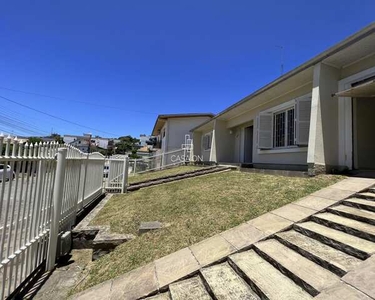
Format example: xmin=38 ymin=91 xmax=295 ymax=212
xmin=192 ymin=23 xmax=375 ymax=175
xmin=151 ymin=113 xmax=214 ymax=165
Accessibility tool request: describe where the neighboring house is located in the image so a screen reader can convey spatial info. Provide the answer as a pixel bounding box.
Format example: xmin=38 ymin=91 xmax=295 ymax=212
xmin=92 ymin=137 xmax=110 ymax=149
xmin=69 ymin=138 xmax=90 ymax=153
xmin=64 ymin=133 xmax=92 ymax=153
xmin=192 ymin=23 xmax=375 ymax=175
xmin=152 ymin=113 xmax=214 ymax=165
xmin=138 ymin=134 xmax=152 ymax=147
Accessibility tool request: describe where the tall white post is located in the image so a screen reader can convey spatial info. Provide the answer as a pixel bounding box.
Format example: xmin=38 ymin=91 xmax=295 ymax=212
xmin=46 ymin=148 xmax=67 ymax=271
xmin=133 ymin=159 xmax=137 ymax=175
xmin=121 ymin=155 xmax=129 ymax=193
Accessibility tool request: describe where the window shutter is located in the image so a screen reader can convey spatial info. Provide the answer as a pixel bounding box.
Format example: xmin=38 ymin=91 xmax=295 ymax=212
xmin=257 ymin=112 xmax=273 ymax=149
xmin=295 ymin=97 xmax=312 ymax=146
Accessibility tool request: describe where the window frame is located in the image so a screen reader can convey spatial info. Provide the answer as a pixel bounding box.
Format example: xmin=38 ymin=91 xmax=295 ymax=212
xmin=273 ymin=106 xmax=295 ymax=149
xmin=202 ymin=133 xmax=212 ymax=151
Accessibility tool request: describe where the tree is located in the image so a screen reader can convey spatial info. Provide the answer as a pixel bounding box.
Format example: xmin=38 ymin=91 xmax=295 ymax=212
xmin=114 ymin=135 xmax=140 ymax=155
xmin=28 ymin=137 xmax=43 ymax=145
xmin=50 ymin=133 xmax=64 ymax=144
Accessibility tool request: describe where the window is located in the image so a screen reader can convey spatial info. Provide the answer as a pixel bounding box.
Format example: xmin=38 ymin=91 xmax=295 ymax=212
xmin=202 ymin=134 xmax=211 ymax=150
xmin=273 ymin=108 xmax=295 ymax=148
xmin=257 ymin=95 xmax=311 ymax=150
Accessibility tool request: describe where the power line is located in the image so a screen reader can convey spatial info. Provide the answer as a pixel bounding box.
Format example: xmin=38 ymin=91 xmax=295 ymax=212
xmin=0 ymin=103 xmax=67 ymax=131
xmin=0 ymin=95 xmax=121 ymax=136
xmin=0 ymin=86 xmax=158 ymax=115
xmin=0 ymin=111 xmax=50 ymax=135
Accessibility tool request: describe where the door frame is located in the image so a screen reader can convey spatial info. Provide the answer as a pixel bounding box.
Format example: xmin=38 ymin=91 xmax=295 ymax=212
xmin=244 ymin=126 xmax=254 ymax=163
xmin=338 ymin=66 xmax=375 ymax=170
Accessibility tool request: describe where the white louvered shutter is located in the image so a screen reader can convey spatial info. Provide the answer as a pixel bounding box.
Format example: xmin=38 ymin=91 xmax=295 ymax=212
xmin=295 ymin=97 xmax=312 ymax=146
xmin=257 ymin=113 xmax=273 ymax=149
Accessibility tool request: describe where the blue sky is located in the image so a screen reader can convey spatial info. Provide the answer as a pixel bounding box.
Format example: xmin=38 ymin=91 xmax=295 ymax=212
xmin=0 ymin=1 xmax=374 ymax=138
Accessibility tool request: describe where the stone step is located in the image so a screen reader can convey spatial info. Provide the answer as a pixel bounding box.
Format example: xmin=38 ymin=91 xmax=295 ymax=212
xmin=312 ymin=212 xmax=375 ymax=242
xmin=254 ymin=239 xmax=340 ymax=296
xmin=145 ymin=292 xmax=171 ymax=300
xmin=276 ymin=230 xmax=361 ymax=276
xmin=200 ymin=262 xmax=259 ymax=300
xmin=229 ymin=249 xmax=312 ymax=300
xmin=169 ymin=276 xmax=212 ymax=300
xmin=295 ymin=221 xmax=375 ymax=260
xmin=343 ymin=198 xmax=375 ymax=212
xmin=329 ymin=205 xmax=375 ymax=226
xmin=356 ymin=192 xmax=375 ymax=200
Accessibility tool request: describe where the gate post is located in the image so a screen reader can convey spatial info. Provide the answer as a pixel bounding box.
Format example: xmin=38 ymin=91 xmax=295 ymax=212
xmin=121 ymin=155 xmax=129 ymax=193
xmin=46 ymin=148 xmax=67 ymax=271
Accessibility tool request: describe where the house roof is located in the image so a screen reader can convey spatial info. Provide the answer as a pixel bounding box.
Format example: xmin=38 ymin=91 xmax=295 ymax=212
xmin=192 ymin=22 xmax=375 ymax=132
xmin=151 ymin=113 xmax=214 ymax=136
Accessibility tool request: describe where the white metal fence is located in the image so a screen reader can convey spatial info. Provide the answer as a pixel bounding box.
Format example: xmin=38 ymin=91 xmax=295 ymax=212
xmin=104 ymin=147 xmax=191 ymax=192
xmin=0 ymin=136 xmax=105 ymax=299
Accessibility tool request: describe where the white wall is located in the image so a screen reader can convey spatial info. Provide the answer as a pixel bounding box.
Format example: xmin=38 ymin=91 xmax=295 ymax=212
xmin=166 ymin=117 xmax=211 ymax=152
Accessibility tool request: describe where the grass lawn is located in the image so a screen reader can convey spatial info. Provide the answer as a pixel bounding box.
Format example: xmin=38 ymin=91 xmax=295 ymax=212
xmin=128 ymin=165 xmax=209 ymax=184
xmin=75 ymin=171 xmax=343 ymax=293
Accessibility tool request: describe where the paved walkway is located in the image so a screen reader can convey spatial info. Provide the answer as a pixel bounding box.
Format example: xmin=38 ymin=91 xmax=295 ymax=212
xmin=71 ymin=177 xmax=375 ymax=300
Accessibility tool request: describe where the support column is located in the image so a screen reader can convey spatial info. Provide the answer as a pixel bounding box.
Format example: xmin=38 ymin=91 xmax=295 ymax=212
xmin=307 ymin=63 xmax=340 ymax=175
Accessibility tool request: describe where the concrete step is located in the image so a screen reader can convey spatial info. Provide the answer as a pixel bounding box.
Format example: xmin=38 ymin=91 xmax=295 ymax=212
xmin=254 ymin=239 xmax=340 ymax=296
xmin=329 ymin=205 xmax=375 ymax=226
xmin=145 ymin=292 xmax=171 ymax=300
xmin=295 ymin=221 xmax=375 ymax=260
xmin=343 ymin=198 xmax=375 ymax=212
xmin=276 ymin=230 xmax=361 ymax=276
xmin=312 ymin=212 xmax=375 ymax=242
xmin=356 ymin=192 xmax=375 ymax=200
xmin=229 ymin=249 xmax=312 ymax=300
xmin=169 ymin=276 xmax=212 ymax=300
xmin=200 ymin=262 xmax=259 ymax=300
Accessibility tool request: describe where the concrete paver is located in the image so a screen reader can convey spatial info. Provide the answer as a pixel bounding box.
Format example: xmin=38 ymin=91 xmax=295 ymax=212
xmin=315 ymin=281 xmax=371 ymax=300
xmin=169 ymin=276 xmax=211 ymax=300
xmin=155 ymin=247 xmax=200 ymax=289
xmin=110 ymin=263 xmax=158 ymax=300
xmin=70 ymin=280 xmax=113 ymax=300
xmin=190 ymin=235 xmax=236 ymax=267
xmin=311 ymin=187 xmax=354 ymax=201
xmin=220 ymin=222 xmax=264 ymax=250
xmin=329 ymin=178 xmax=375 ymax=193
xmin=271 ymin=203 xmax=316 ymax=222
xmin=293 ymin=195 xmax=337 ymax=211
xmin=248 ymin=213 xmax=292 ymax=235
xmin=343 ymin=255 xmax=375 ymax=298
xmin=200 ymin=262 xmax=259 ymax=300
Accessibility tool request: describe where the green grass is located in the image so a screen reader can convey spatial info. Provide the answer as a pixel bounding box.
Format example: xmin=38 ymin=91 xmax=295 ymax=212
xmin=128 ymin=165 xmax=209 ymax=184
xmin=75 ymin=171 xmax=343 ymax=293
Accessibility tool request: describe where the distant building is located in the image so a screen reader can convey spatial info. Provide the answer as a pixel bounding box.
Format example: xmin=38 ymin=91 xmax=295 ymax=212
xmin=138 ymin=134 xmax=151 ymax=147
xmin=63 ymin=134 xmax=92 ymax=153
xmin=92 ymin=137 xmax=110 ymax=149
